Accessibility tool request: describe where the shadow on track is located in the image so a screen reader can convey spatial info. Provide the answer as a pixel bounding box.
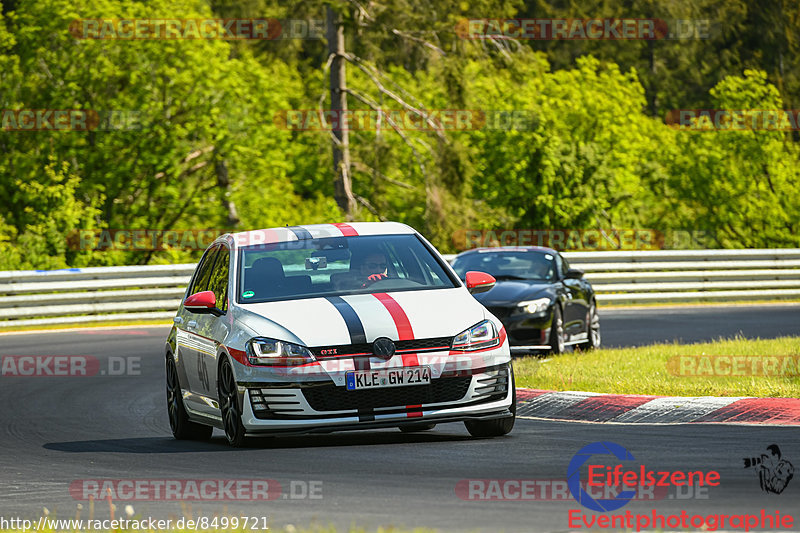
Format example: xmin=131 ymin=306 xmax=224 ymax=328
xmin=43 ymin=430 xmax=476 ymax=453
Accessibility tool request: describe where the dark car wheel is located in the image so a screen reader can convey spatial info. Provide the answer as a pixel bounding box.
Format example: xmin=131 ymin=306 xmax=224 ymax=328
xmin=399 ymin=423 xmax=436 ymax=432
xmin=548 ymin=305 xmax=565 ymax=354
xmin=166 ymin=355 xmax=212 ymax=441
xmin=218 ymin=358 xmax=247 ymax=447
xmin=464 ymin=367 xmax=516 ymax=437
xmin=579 ymin=302 xmax=601 ymax=350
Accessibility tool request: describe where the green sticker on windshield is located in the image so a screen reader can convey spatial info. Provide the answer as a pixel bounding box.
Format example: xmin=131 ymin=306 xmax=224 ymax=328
xmin=242 ymin=291 xmax=255 ymax=299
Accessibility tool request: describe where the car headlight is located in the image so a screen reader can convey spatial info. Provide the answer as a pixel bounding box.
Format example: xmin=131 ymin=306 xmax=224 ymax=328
xmin=516 ymin=297 xmax=551 ymax=315
xmin=246 ymin=337 xmax=316 ymax=366
xmin=452 ymin=319 xmax=500 ymax=351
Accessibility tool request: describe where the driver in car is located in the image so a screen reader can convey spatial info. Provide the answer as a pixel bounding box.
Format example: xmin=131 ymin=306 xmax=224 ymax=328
xmin=358 ymin=252 xmax=389 ymax=287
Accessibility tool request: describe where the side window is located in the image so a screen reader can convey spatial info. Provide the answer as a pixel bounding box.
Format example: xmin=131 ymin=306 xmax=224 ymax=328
xmin=208 ymin=247 xmax=230 ymax=313
xmin=188 ymin=245 xmax=219 ymax=295
xmin=554 ymin=253 xmax=565 ymax=279
xmin=561 ymin=254 xmax=570 ymax=274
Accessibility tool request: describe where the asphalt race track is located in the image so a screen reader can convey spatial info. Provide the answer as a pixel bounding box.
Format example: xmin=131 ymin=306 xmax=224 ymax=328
xmin=1 ymin=304 xmax=799 ymax=532
xmin=600 ymin=303 xmax=800 ymax=348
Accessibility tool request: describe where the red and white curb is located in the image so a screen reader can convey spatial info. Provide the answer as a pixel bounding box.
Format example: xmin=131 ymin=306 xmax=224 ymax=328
xmin=516 ymin=388 xmax=800 ymax=425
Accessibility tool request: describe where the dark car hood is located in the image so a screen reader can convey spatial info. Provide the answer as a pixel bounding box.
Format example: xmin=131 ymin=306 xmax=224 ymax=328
xmin=473 ymin=280 xmax=555 ymax=306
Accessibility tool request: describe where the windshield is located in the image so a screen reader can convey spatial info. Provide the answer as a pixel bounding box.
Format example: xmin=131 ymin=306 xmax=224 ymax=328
xmin=237 ymin=234 xmax=458 ymax=303
xmin=451 ymin=250 xmax=557 ymax=281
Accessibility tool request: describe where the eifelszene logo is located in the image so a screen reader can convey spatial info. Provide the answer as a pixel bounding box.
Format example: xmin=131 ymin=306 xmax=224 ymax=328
xmin=743 ymin=445 xmax=794 ymax=494
xmin=567 ymin=441 xmax=721 ymax=512
xmin=568 ymin=441 xmax=637 ymax=512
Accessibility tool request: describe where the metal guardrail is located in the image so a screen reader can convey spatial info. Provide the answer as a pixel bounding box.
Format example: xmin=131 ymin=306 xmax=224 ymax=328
xmin=564 ymin=249 xmax=800 ymax=303
xmin=1 ymin=249 xmax=799 ymax=328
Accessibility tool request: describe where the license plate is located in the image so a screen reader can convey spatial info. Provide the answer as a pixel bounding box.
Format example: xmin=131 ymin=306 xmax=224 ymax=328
xmin=346 ymin=366 xmax=431 ymax=391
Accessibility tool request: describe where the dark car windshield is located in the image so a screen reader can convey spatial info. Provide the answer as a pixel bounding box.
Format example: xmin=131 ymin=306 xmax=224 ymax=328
xmin=451 ymin=250 xmax=557 ymax=281
xmin=237 ymin=234 xmax=458 ymax=303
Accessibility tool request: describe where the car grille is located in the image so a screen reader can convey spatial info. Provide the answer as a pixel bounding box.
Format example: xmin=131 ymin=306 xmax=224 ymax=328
xmin=249 ymin=365 xmax=510 ymax=419
xmin=309 ymin=336 xmax=454 ymax=358
xmin=249 ymin=389 xmax=305 ymax=419
xmin=472 ymin=366 xmax=509 ymax=402
xmin=301 ymin=376 xmax=472 ymax=411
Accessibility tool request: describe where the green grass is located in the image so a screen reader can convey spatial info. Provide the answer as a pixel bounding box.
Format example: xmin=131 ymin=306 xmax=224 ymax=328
xmin=513 ymin=336 xmax=800 ymax=397
xmin=0 ymin=319 xmax=171 ymax=333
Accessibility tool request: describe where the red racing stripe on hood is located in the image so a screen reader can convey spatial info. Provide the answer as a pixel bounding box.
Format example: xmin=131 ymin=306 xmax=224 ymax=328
xmin=372 ymin=294 xmax=421 ymax=417
xmin=373 ymin=292 xmax=422 ymax=418
xmin=372 ymin=293 xmax=414 ymax=341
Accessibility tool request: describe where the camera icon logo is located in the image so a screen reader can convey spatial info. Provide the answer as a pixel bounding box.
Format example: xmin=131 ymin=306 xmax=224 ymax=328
xmin=743 ymin=444 xmax=794 ymax=494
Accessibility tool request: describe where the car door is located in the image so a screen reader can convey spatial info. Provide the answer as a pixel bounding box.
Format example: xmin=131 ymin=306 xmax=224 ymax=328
xmin=203 ymin=244 xmax=232 ymax=410
xmin=558 ymin=253 xmax=589 ymax=336
xmin=556 ymin=253 xmax=582 ymax=334
xmin=177 ymin=244 xmax=221 ymax=415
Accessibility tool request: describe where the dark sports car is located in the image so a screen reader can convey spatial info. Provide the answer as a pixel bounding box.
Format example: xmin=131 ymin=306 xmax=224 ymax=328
xmin=451 ymin=247 xmax=600 ymax=354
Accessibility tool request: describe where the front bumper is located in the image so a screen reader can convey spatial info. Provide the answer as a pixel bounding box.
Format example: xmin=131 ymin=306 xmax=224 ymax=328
xmin=485 ymin=306 xmax=554 ymax=351
xmin=238 ymin=363 xmax=513 ymax=433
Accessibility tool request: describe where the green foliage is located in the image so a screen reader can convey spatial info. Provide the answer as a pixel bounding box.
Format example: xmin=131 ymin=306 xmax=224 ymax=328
xmin=666 ymin=70 xmax=800 ymax=247
xmin=0 ymin=159 xmax=102 ymax=269
xmin=0 ymin=0 xmax=798 ymax=268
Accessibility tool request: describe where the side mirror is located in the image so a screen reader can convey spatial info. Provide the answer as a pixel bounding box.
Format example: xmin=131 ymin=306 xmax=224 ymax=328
xmin=184 ymin=291 xmax=224 ymax=316
xmin=465 ymin=271 xmax=496 ymax=295
xmin=565 ymin=268 xmax=584 ymax=279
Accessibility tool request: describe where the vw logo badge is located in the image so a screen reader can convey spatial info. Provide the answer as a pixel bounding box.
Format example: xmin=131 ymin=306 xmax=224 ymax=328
xmin=372 ymin=337 xmax=396 ymax=361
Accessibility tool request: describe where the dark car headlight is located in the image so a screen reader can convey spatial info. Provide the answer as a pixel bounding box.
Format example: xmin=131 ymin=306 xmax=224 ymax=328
xmin=246 ymin=337 xmax=316 ymax=366
xmin=452 ymin=319 xmax=500 ymax=351
xmin=515 ymin=297 xmax=551 ymax=315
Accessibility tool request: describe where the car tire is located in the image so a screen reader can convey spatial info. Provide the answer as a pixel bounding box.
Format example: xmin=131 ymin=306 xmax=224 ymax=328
xmin=548 ymin=305 xmax=565 ymax=354
xmin=579 ymin=301 xmax=601 ymax=351
xmin=166 ymin=355 xmax=213 ymax=441
xmin=464 ymin=367 xmax=516 ymax=437
xmin=399 ymin=423 xmax=436 ymax=433
xmin=218 ymin=357 xmax=247 ymax=447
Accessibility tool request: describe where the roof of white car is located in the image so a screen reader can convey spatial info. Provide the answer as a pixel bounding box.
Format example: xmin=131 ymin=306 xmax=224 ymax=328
xmin=225 ymin=221 xmax=415 ymax=248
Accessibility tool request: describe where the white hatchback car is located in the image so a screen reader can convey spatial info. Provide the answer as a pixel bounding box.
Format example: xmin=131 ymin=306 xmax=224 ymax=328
xmin=166 ymin=222 xmax=515 ymax=446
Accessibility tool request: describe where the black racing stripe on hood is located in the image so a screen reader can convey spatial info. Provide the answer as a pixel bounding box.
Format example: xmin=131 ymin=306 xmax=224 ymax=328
xmin=326 ymin=296 xmax=368 ymax=345
xmin=325 ymin=296 xmax=373 ymax=421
